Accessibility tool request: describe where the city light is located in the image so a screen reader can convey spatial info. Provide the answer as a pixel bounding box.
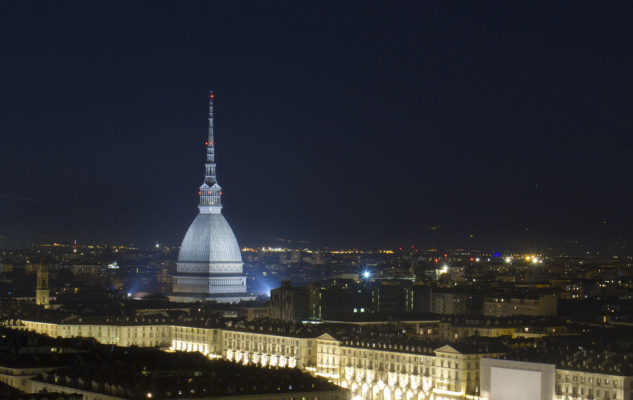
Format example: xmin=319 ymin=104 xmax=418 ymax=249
xmin=3 ymin=6 xmax=629 ymax=400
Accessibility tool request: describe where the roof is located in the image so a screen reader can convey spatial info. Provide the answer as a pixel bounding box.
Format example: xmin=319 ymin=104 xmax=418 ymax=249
xmin=434 ymin=342 xmax=508 ymax=355
xmin=499 ymin=335 xmax=633 ymax=375
xmin=177 ymin=213 xmax=242 ymax=264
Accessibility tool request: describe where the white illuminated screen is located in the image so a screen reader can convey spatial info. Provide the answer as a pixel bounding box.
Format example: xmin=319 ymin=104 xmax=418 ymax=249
xmin=491 ymin=367 xmax=541 ymax=400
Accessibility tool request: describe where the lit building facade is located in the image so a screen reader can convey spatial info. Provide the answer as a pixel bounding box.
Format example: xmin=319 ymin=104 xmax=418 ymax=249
xmin=222 ymin=329 xmax=315 ymax=370
xmin=334 ymin=341 xmax=503 ymax=400
xmin=20 ymin=319 xmax=171 ymax=348
xmin=14 ymin=318 xmax=633 ymax=400
xmin=170 ymin=92 xmax=253 ymax=303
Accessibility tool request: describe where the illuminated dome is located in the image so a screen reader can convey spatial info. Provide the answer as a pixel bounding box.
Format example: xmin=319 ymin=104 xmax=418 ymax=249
xmin=177 ymin=213 xmax=242 ymax=265
xmin=169 ymin=91 xmax=254 ymax=303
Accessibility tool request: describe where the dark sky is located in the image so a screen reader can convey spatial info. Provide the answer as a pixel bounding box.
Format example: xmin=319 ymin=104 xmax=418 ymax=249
xmin=1 ymin=2 xmax=632 ymax=251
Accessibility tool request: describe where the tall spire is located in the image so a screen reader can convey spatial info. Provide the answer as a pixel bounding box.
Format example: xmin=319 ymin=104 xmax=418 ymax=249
xmin=36 ymin=256 xmax=50 ymax=308
xmin=206 ymin=91 xmax=215 ymax=176
xmin=199 ymin=90 xmax=222 ymax=214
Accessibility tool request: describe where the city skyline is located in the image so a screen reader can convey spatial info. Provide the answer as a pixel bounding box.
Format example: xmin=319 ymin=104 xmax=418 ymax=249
xmin=1 ymin=3 xmax=632 ymax=251
xmin=1 ymin=4 xmax=632 ymax=399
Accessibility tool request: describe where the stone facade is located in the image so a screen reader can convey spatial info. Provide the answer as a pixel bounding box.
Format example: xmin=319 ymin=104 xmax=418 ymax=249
xmin=17 ymin=319 xmax=633 ymax=400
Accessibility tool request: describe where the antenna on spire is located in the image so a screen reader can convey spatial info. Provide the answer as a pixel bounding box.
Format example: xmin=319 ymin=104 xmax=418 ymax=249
xmin=207 ymin=90 xmax=215 ymax=164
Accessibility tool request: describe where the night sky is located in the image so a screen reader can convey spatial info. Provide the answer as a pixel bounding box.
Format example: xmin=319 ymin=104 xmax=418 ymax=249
xmin=1 ymin=2 xmax=632 ymax=252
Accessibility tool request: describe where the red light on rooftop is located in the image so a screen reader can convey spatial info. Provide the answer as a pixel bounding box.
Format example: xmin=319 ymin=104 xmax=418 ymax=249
xmin=434 ymin=258 xmax=439 ymax=263
xmin=469 ymin=257 xmax=474 ymax=262
xmin=209 ymin=93 xmax=215 ymax=99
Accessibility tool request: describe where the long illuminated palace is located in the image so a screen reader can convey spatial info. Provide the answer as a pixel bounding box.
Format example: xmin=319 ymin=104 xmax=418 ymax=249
xmin=12 ymin=317 xmax=632 ymax=400
xmin=170 ymin=92 xmax=254 ymax=303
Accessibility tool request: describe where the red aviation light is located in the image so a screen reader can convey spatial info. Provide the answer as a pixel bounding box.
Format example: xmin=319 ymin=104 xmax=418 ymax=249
xmin=469 ymin=257 xmax=475 ymax=262
xmin=197 ymin=191 xmax=201 ymax=195
xmin=434 ymin=258 xmax=439 ymax=263
xmin=209 ymin=93 xmax=215 ymax=99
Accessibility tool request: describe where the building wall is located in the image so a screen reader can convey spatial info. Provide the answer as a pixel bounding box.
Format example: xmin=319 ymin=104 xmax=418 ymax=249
xmin=171 ymin=326 xmax=222 ymax=356
xmin=20 ymin=320 xmax=171 ymax=347
xmin=334 ymin=343 xmax=502 ymax=400
xmin=373 ymin=281 xmax=413 ymax=314
xmin=554 ymin=368 xmax=632 ymax=400
xmin=0 ymin=366 xmax=51 ymax=393
xmin=269 ymin=282 xmax=310 ymax=321
xmin=17 ymin=320 xmax=633 ymax=400
xmin=483 ymin=294 xmax=557 ymax=317
xmin=431 ymin=293 xmax=467 ymax=315
xmin=338 ymin=345 xmax=435 ymax=400
xmin=316 ymin=334 xmax=341 ymax=381
xmin=220 ymin=330 xmax=310 ymax=369
xmin=321 ymin=284 xmax=372 ymax=319
xmin=434 ymin=347 xmax=486 ymax=395
xmin=480 ymin=358 xmax=556 ymax=400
